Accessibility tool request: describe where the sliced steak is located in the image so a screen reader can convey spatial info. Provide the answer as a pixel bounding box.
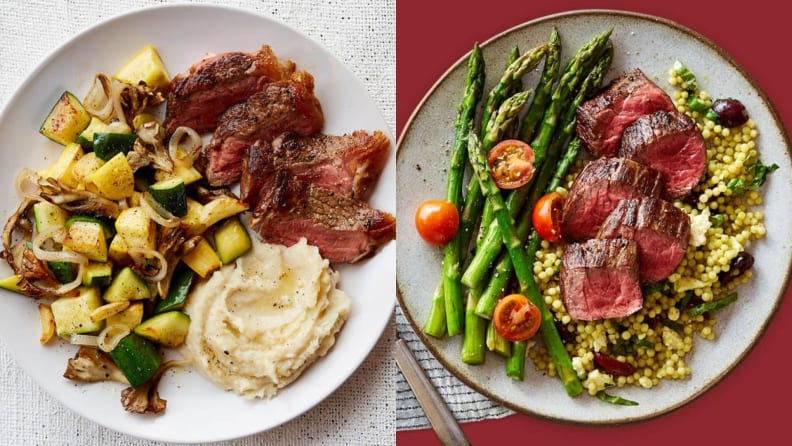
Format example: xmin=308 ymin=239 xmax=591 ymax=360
xmin=560 ymin=157 xmax=663 ymax=241
xmin=597 ymin=197 xmax=691 ymax=283
xmin=560 ymin=238 xmax=643 ymax=321
xmin=618 ymin=110 xmax=706 ymax=199
xmin=576 ymin=68 xmax=676 ymax=158
xmin=249 ymin=171 xmax=396 ymax=263
xmin=203 ymin=72 xmax=324 ymax=186
xmin=164 ymin=45 xmax=297 ymax=135
xmin=240 ymin=130 xmax=390 ymax=206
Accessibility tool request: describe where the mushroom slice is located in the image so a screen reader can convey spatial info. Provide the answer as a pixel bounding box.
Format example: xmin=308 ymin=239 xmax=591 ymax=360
xmin=120 ymin=359 xmax=190 ymax=415
xmin=127 ymin=121 xmax=172 ymax=173
xmin=120 ymin=82 xmax=165 ymax=125
xmin=63 ymin=346 xmax=129 ymax=384
xmin=37 ymin=178 xmax=120 ymax=218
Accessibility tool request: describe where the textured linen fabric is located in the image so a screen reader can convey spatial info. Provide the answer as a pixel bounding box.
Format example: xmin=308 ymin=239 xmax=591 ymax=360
xmin=0 ymin=0 xmax=395 ymax=445
xmin=394 ymin=306 xmax=514 ymax=431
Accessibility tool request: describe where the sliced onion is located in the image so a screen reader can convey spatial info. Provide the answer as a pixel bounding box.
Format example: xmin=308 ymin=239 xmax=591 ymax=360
xmin=97 ymin=324 xmax=131 ymax=353
xmin=111 ymin=80 xmax=128 ymax=126
xmin=14 ymin=168 xmax=41 ymax=199
xmin=128 ymin=247 xmax=168 ymax=283
xmin=32 ymin=226 xmax=87 ymax=265
xmin=140 ymin=192 xmax=180 ymax=228
xmin=83 ymin=73 xmax=115 ymax=121
xmin=70 ymin=333 xmax=99 ymax=347
xmin=168 ymin=126 xmax=203 ymax=167
xmin=34 ymin=262 xmax=85 ymax=296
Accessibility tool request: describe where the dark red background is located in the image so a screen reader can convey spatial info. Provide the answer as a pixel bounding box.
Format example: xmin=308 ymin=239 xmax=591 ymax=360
xmin=396 ymin=1 xmax=792 ymax=445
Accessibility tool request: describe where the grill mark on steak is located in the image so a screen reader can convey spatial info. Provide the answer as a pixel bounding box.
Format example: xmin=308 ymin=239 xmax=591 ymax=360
xmin=597 ymin=197 xmax=691 ymax=283
xmin=249 ymin=171 xmax=396 ymax=263
xmin=203 ymin=72 xmax=324 ymax=187
xmin=164 ymin=45 xmax=297 ymax=135
xmin=618 ymin=110 xmax=707 ymax=199
xmin=560 ymin=238 xmax=643 ymax=321
xmin=560 ymin=157 xmax=663 ymax=241
xmin=240 ymin=130 xmax=391 ymax=206
xmin=576 ymin=68 xmax=676 ymax=158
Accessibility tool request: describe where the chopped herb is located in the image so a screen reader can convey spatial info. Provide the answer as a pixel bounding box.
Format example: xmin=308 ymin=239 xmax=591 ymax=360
xmin=672 ymin=60 xmax=697 ymax=92
xmin=726 ymin=178 xmax=747 ymax=194
xmin=596 ymin=390 xmax=639 ymax=406
xmin=705 ymin=109 xmax=719 ymax=122
xmin=686 ymin=96 xmax=710 ymax=113
xmin=690 ymin=292 xmax=738 ymax=316
xmin=747 ymin=161 xmax=779 ymax=189
xmin=710 ymin=213 xmax=724 ymax=228
xmin=630 ymin=335 xmax=655 ymax=349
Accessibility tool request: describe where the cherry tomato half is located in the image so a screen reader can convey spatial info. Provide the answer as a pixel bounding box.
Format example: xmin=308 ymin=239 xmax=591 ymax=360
xmin=487 ymin=139 xmax=535 ymax=190
xmin=532 ymin=191 xmax=564 ymax=243
xmin=493 ymin=294 xmax=541 ymax=342
xmin=414 ymin=199 xmax=459 ymax=246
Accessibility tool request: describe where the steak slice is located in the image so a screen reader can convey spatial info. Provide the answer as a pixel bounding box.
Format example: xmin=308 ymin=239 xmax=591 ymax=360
xmin=203 ymin=72 xmax=324 ymax=186
xmin=618 ymin=110 xmax=707 ymax=199
xmin=560 ymin=157 xmax=663 ymax=241
xmin=597 ymin=197 xmax=691 ymax=283
xmin=240 ymin=130 xmax=391 ymax=206
xmin=249 ymin=171 xmax=396 ymax=263
xmin=164 ymin=45 xmax=297 ymax=135
xmin=561 ymin=238 xmax=642 ymax=321
xmin=576 ymin=68 xmax=676 ymax=158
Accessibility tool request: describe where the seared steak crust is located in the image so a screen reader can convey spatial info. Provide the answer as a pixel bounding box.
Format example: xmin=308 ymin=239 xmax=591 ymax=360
xmin=250 ymin=172 xmax=396 ymax=263
xmin=576 ymin=68 xmax=676 ymax=158
xmin=618 ymin=110 xmax=707 ymax=199
xmin=203 ymin=73 xmax=324 ymax=186
xmin=164 ymin=45 xmax=297 ymax=135
xmin=560 ymin=238 xmax=643 ymax=321
xmin=560 ymin=157 xmax=663 ymax=241
xmin=240 ymin=130 xmax=390 ymax=206
xmin=597 ymin=197 xmax=691 ymax=283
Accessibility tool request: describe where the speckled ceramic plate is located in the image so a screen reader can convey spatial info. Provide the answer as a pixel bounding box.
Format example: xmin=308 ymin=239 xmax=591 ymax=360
xmin=0 ymin=4 xmax=394 ymax=443
xmin=396 ymin=10 xmax=792 ymax=424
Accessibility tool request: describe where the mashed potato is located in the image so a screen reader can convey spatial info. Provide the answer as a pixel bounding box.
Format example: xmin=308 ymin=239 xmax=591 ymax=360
xmin=182 ymin=238 xmax=350 ymax=398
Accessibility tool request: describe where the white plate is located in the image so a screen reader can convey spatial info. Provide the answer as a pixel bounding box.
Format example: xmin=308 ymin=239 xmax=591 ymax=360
xmin=396 ymin=10 xmax=792 ymax=424
xmin=0 ymin=4 xmax=395 ymax=443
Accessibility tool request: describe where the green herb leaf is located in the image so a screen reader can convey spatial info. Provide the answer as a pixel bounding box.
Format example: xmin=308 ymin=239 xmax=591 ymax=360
xmin=747 ymin=161 xmax=779 ymax=189
xmin=726 ymin=178 xmax=746 ymax=195
xmin=596 ymin=390 xmax=639 ymax=406
xmin=710 ymin=213 xmax=724 ymax=228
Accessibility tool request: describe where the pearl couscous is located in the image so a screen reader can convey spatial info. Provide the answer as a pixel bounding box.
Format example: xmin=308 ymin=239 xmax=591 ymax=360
xmin=527 ymin=66 xmax=770 ymax=396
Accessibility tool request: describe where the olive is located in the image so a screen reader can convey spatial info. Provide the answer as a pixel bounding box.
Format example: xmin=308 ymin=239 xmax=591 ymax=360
xmin=720 ymin=251 xmax=755 ymax=285
xmin=711 ymin=98 xmax=749 ymax=128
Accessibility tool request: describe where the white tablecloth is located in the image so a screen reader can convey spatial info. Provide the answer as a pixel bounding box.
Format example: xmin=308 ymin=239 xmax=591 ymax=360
xmin=0 ymin=1 xmax=396 ymax=444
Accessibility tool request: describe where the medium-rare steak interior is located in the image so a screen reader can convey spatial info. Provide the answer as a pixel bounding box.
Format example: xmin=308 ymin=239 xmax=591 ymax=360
xmin=576 ymin=68 xmax=676 ymax=158
xmin=164 ymin=45 xmax=298 ymax=135
xmin=203 ymin=73 xmax=325 ymax=187
xmin=560 ymin=157 xmax=663 ymax=241
xmin=618 ymin=110 xmax=707 ymax=199
xmin=597 ymin=196 xmax=691 ymax=283
xmin=250 ymin=171 xmax=396 ymax=263
xmin=560 ymin=238 xmax=643 ymax=321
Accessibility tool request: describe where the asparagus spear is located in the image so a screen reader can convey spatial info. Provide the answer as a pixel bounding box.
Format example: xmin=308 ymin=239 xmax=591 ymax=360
xmin=474 ymin=46 xmax=613 ymax=317
xmin=467 ymin=132 xmax=582 ymax=397
xmin=462 ymin=30 xmax=612 ymax=291
xmin=422 ymin=281 xmax=447 ymax=337
xmin=444 ymin=90 xmax=532 ymax=336
xmin=477 ymin=37 xmax=556 ymax=249
xmin=480 ymin=44 xmax=549 ymax=134
xmin=518 ymin=27 xmax=561 ymax=143
xmin=427 ymin=44 xmax=485 ymax=338
xmin=461 ymin=287 xmax=487 ymax=364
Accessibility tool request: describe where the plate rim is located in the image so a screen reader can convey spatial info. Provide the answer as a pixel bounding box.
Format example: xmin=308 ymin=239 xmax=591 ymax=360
xmin=396 ymin=8 xmax=792 ymax=426
xmin=0 ymin=3 xmax=395 ymax=442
